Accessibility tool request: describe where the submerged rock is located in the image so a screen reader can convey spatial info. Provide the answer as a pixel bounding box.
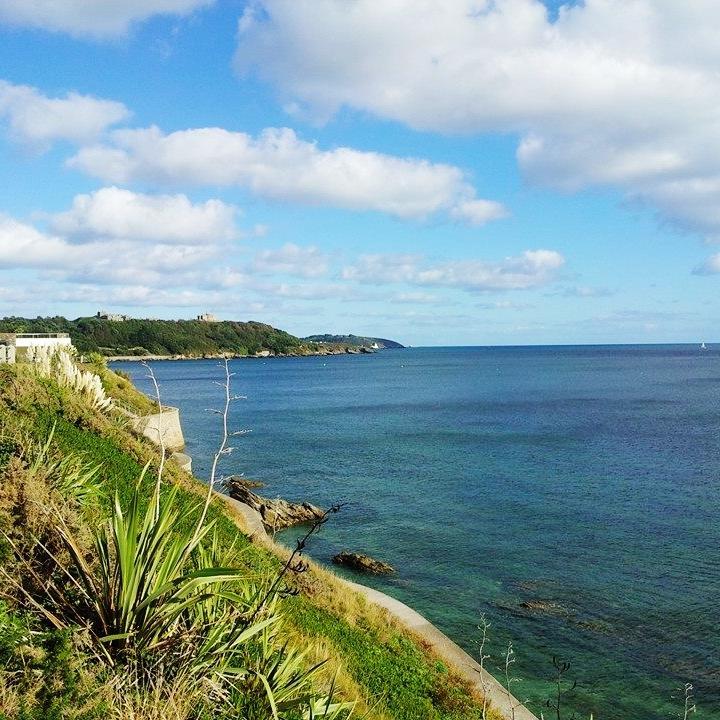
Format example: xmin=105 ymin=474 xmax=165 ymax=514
xmin=224 ymin=476 xmax=324 ymax=531
xmin=518 ymin=599 xmax=570 ymax=617
xmin=519 ymin=599 xmax=560 ymax=612
xmin=332 ymin=551 xmax=394 ymax=575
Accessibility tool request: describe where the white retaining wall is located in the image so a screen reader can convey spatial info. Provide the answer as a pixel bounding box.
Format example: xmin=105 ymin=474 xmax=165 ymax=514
xmin=131 ymin=406 xmax=186 ymax=452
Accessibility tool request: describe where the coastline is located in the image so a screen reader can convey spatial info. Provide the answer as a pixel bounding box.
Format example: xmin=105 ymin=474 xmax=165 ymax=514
xmin=149 ymin=400 xmax=539 ymax=720
xmin=105 ymin=349 xmax=376 ymax=363
xmin=217 ymin=492 xmax=540 ymax=720
xmin=122 ymin=344 xmax=713 ymax=719
xmin=107 ymin=347 xmax=377 ymax=362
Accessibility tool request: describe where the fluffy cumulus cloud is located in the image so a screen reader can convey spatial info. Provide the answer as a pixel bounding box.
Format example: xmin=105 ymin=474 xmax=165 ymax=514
xmin=235 ymin=0 xmax=720 ymax=239
xmin=0 ymin=188 xmax=240 ymax=290
xmin=343 ymin=249 xmax=565 ymax=291
xmin=0 ymin=80 xmax=129 ymax=147
xmin=0 ymin=215 xmax=74 ymax=269
xmin=68 ymin=125 xmax=505 ymax=224
xmin=0 ymin=213 xmax=218 ymax=285
xmin=0 ymin=191 xmax=564 ymax=318
xmin=0 ymin=200 xmax=353 ymax=313
xmin=49 ymin=187 xmax=239 ymax=244
xmin=0 ymin=0 xmax=214 ymax=37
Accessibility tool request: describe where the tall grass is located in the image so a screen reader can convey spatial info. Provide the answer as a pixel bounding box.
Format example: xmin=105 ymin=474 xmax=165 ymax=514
xmin=0 ymin=357 xmax=354 ymax=719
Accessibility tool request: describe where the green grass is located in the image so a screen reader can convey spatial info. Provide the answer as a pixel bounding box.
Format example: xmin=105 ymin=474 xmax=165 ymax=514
xmin=26 ymin=411 xmax=479 ymax=719
xmin=0 ymin=602 xmax=108 ymax=720
xmin=288 ymin=599 xmax=485 ymax=720
xmin=0 ymin=363 xmax=490 ymax=720
xmin=30 ymin=409 xmax=279 ymax=577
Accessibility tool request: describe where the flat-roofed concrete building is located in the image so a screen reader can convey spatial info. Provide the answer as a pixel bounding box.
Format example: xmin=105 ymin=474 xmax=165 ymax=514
xmin=13 ymin=333 xmax=73 ymax=349
xmin=0 ymin=333 xmax=73 ymax=362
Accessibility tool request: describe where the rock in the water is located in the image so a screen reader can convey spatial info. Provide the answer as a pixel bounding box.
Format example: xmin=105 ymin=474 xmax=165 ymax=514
xmin=224 ymin=476 xmax=324 ymax=531
xmin=332 ymin=551 xmax=394 ymax=575
xmin=518 ymin=599 xmax=568 ymax=616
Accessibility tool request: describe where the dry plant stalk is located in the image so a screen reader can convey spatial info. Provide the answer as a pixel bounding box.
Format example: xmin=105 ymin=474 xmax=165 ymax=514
xmin=140 ymin=361 xmax=166 ymax=517
xmin=192 ymin=358 xmax=249 ymax=547
xmin=475 ymin=614 xmax=492 ymax=720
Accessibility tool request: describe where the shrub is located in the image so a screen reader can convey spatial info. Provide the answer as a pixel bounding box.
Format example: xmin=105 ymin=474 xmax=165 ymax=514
xmin=13 ymin=473 xmax=352 ymax=719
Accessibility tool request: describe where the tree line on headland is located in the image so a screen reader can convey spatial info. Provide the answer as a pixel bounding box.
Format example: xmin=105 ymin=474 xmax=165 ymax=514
xmin=0 ymin=316 xmax=402 ymax=357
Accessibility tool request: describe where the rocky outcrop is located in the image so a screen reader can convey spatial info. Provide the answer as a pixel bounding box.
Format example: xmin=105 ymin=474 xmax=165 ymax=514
xmin=519 ymin=599 xmax=563 ymax=613
xmin=223 ymin=476 xmax=324 ymax=531
xmin=332 ymin=551 xmax=394 ymax=575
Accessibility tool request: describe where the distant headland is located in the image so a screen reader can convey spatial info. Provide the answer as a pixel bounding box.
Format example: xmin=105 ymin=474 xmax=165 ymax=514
xmin=0 ymin=313 xmax=404 ymax=359
xmin=303 ymin=333 xmax=405 ymax=349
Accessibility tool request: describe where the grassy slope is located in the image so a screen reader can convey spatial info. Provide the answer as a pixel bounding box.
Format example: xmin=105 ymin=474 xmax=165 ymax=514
xmin=0 ymin=363 xmax=495 ymax=720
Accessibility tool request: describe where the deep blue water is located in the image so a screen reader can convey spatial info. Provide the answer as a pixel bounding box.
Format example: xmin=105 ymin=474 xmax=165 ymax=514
xmin=115 ymin=345 xmax=720 ymax=719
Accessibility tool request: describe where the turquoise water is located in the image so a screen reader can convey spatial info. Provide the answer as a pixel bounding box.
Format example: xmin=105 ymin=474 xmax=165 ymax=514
xmin=116 ymin=345 xmax=719 ymax=719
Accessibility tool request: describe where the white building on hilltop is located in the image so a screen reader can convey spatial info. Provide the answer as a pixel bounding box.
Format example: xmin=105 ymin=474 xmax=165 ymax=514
xmin=97 ymin=310 xmax=129 ymax=321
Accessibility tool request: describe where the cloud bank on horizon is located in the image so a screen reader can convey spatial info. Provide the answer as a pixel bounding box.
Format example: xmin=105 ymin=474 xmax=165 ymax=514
xmin=0 ymin=0 xmax=718 ymax=344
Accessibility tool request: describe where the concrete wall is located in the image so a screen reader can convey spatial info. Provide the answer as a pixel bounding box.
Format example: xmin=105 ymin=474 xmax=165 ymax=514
xmin=0 ymin=345 xmax=15 ymax=364
xmin=14 ymin=336 xmax=72 ymax=348
xmin=131 ymin=406 xmax=186 ymax=452
xmin=171 ymin=452 xmax=193 ymax=473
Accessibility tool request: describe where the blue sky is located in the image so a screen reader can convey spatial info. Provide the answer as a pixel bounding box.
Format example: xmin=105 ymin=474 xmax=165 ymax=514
xmin=0 ymin=0 xmax=719 ymax=346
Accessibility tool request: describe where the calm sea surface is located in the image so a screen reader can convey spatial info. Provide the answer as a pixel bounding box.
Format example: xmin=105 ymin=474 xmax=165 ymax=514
xmin=116 ymin=345 xmax=720 ymax=719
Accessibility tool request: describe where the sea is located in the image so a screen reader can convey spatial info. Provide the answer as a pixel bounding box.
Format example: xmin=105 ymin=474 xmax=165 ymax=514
xmin=115 ymin=345 xmax=720 ymax=719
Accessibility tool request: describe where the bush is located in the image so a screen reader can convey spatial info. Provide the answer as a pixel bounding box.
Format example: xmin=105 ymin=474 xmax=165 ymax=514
xmin=0 ymin=615 xmax=106 ymax=720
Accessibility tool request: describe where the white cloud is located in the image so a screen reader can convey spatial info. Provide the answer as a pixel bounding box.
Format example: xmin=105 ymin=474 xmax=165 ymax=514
xmin=342 ymin=254 xmax=421 ymax=284
xmin=271 ymin=282 xmax=367 ymax=301
xmin=0 ymin=208 xmax=358 ymax=312
xmin=0 ymin=205 xmax=563 ymax=322
xmin=343 ymin=249 xmax=565 ymax=291
xmin=251 ymin=223 xmax=269 ymax=237
xmin=68 ymin=125 xmax=506 ymax=223
xmin=235 ymin=0 xmax=720 ymax=239
xmin=555 ymin=285 xmax=614 ymax=298
xmin=692 ymin=254 xmax=720 ymax=276
xmin=476 ymin=300 xmax=535 ymax=310
xmin=55 ymin=285 xmax=232 ymax=309
xmin=49 ymin=187 xmax=238 ymax=244
xmin=392 ymin=291 xmax=439 ymax=304
xmin=0 ymin=215 xmax=73 ymax=268
xmin=252 ymin=242 xmax=328 ymax=277
xmin=0 ymin=80 xmax=128 ymax=147
xmin=450 ymin=199 xmax=509 ymax=226
xmin=0 ymin=0 xmax=214 ymax=38
xmin=0 ymin=211 xmax=218 ymax=285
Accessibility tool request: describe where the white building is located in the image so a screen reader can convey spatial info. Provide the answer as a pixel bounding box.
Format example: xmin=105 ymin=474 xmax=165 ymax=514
xmin=14 ymin=333 xmax=73 ymax=350
xmin=0 ymin=333 xmax=73 ymax=363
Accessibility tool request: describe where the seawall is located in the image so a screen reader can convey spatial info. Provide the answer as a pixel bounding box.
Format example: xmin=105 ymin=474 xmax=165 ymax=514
xmin=129 ymin=405 xmax=186 ymax=452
